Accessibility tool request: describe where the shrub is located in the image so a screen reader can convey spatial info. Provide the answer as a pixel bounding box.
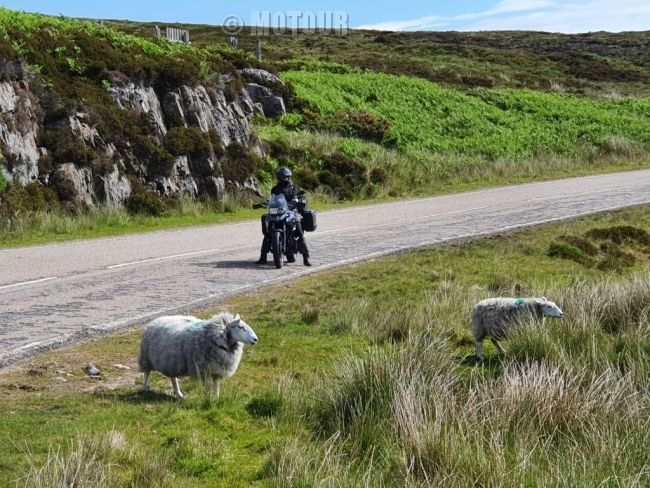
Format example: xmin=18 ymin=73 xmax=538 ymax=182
xmin=49 ymin=170 xmax=78 ymax=203
xmin=2 ymin=181 xmax=60 ymax=213
xmin=0 ymin=169 xmax=6 ymax=196
xmin=306 ymin=110 xmax=395 ymax=146
xmin=317 ymin=151 xmax=369 ymax=199
xmin=547 ymin=241 xmax=595 ymax=267
xmin=596 ymin=242 xmax=637 ymax=272
xmin=221 ymin=141 xmax=259 ymax=183
xmin=558 ymin=235 xmax=598 ymax=256
xmin=207 ymin=129 xmax=225 ymax=160
xmin=38 ymin=127 xmax=98 ymax=168
xmin=164 ymin=126 xmax=211 ymax=160
xmin=369 ymin=167 xmax=388 ymax=185
xmin=124 ymin=177 xmax=163 ymax=216
xmin=585 ymin=226 xmax=650 ymax=246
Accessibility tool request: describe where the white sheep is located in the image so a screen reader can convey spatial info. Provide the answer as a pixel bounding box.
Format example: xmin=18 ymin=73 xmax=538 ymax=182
xmin=471 ymin=297 xmax=563 ymax=360
xmin=138 ymin=312 xmax=258 ymax=398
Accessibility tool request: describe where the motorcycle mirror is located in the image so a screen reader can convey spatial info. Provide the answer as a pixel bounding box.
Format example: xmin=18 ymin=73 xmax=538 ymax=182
xmin=253 ymin=203 xmax=266 ymax=209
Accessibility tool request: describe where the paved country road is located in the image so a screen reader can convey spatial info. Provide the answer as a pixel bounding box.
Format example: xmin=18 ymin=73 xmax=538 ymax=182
xmin=2 ymin=170 xmax=650 ymax=368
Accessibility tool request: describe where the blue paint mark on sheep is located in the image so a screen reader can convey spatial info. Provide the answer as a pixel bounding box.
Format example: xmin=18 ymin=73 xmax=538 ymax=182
xmin=514 ymin=298 xmax=526 ymax=307
xmin=186 ymin=320 xmax=206 ymax=331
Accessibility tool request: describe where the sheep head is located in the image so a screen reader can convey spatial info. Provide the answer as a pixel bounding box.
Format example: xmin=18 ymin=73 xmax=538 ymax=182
xmin=227 ymin=314 xmax=259 ymax=346
xmin=535 ymin=297 xmax=564 ymax=318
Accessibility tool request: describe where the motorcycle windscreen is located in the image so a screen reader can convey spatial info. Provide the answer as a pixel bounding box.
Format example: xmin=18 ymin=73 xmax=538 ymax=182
xmin=268 ymin=193 xmax=290 ymax=212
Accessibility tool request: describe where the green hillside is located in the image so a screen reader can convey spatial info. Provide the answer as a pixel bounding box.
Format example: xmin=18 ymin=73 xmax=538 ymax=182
xmin=1 ymin=7 xmax=650 ymax=244
xmin=112 ymin=20 xmax=650 ymax=98
xmin=282 ymin=69 xmax=650 ymax=159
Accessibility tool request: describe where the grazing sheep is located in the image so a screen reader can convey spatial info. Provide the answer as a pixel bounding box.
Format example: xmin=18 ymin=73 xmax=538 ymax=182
xmin=472 ymin=297 xmax=563 ymax=360
xmin=138 ymin=312 xmax=258 ymax=398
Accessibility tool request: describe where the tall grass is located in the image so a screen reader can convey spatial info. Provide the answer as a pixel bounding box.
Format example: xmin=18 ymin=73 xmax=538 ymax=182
xmin=0 ymin=190 xmax=257 ymax=246
xmin=260 ymin=126 xmax=650 ymax=201
xmin=264 ymin=273 xmax=650 ymax=486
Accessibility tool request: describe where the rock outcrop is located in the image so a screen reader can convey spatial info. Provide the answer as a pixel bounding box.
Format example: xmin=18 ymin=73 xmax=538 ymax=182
xmin=0 ymin=81 xmax=40 ymax=184
xmin=0 ymin=69 xmax=285 ymax=207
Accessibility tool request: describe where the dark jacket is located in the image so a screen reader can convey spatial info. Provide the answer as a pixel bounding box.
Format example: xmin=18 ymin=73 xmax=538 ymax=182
xmin=271 ymin=181 xmax=299 ymax=204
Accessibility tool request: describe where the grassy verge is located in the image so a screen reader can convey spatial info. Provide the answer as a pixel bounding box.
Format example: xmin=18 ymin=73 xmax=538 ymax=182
xmin=3 ymin=125 xmax=650 ymax=249
xmin=3 ymin=205 xmax=650 ymax=485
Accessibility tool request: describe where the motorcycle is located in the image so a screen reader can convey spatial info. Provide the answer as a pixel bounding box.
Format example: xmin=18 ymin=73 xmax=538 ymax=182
xmin=253 ymin=191 xmax=309 ymax=269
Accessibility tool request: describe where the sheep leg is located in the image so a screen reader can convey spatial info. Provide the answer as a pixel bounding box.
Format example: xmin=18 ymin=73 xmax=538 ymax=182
xmin=491 ymin=337 xmax=507 ymax=355
xmin=213 ymin=379 xmax=220 ymax=398
xmin=141 ymin=371 xmax=150 ymax=391
xmin=476 ymin=341 xmax=484 ymax=361
xmin=171 ymin=377 xmax=184 ymax=399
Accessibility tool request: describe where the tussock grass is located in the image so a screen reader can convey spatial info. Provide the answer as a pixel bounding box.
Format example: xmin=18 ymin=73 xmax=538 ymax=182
xmin=263 ymin=273 xmax=650 ymax=486
xmin=4 ymin=206 xmax=650 ymax=485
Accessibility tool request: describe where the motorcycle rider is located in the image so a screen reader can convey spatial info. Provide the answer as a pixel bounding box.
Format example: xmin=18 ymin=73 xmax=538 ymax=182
xmin=255 ymin=167 xmax=312 ymax=266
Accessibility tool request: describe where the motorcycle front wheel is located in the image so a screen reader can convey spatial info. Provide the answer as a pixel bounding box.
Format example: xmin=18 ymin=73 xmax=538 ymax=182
xmin=271 ymin=230 xmax=283 ymax=269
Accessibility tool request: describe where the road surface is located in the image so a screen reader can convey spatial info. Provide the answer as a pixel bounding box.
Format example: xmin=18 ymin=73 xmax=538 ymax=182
xmin=2 ymin=170 xmax=650 ymax=367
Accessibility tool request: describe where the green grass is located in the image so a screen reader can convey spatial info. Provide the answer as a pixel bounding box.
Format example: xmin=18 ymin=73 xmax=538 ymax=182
xmin=4 ymin=205 xmax=650 ymax=485
xmin=282 ymin=70 xmax=650 ymax=159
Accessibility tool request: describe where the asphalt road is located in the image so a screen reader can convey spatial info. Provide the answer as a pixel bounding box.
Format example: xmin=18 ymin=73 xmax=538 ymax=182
xmin=2 ymin=170 xmax=650 ymax=368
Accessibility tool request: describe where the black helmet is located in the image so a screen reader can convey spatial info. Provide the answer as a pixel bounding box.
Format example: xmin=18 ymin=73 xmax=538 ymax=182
xmin=276 ymin=167 xmax=292 ymax=183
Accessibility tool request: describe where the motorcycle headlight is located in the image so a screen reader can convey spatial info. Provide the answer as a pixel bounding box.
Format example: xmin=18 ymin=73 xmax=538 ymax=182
xmin=269 ymin=208 xmax=284 ymax=215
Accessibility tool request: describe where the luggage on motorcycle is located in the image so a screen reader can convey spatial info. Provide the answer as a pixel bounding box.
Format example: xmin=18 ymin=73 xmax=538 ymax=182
xmin=302 ymin=210 xmax=317 ymax=232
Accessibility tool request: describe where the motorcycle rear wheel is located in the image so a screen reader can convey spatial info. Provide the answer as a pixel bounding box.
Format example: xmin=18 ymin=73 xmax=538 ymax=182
xmin=272 ymin=230 xmax=283 ymax=269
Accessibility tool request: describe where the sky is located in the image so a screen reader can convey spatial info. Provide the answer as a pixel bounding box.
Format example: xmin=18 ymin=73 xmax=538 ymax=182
xmin=2 ymin=0 xmax=650 ymax=33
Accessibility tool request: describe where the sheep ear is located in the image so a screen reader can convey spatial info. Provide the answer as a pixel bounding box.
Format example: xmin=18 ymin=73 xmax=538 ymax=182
xmin=542 ymin=297 xmax=548 ymax=302
xmin=234 ymin=314 xmax=240 ymax=321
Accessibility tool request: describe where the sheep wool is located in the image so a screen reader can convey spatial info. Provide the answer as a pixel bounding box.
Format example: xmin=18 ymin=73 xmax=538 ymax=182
xmin=471 ymin=297 xmax=563 ymax=360
xmin=138 ymin=312 xmax=258 ymax=398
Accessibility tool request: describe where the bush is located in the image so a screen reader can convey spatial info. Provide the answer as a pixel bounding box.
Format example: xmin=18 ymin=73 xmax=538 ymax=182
xmin=38 ymin=127 xmax=98 ymax=168
xmin=305 ymin=110 xmax=395 ymax=146
xmin=124 ymin=177 xmax=163 ymax=216
xmin=164 ymin=126 xmax=212 ymax=160
xmin=0 ymin=170 xmax=6 ymax=196
xmin=2 ymin=181 xmax=61 ymax=213
xmin=547 ymin=242 xmax=595 ymax=267
xmin=316 ymin=151 xmax=369 ymax=200
xmin=585 ymin=226 xmax=650 ymax=246
xmin=49 ymin=170 xmax=78 ymax=203
xmin=221 ymin=141 xmax=259 ymax=183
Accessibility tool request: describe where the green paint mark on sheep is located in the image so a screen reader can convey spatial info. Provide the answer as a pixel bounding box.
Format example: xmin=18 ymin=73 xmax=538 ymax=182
xmin=514 ymin=298 xmax=526 ymax=307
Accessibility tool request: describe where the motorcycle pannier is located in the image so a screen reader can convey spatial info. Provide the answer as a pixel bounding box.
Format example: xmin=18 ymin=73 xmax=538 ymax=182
xmin=302 ymin=210 xmax=317 ymax=232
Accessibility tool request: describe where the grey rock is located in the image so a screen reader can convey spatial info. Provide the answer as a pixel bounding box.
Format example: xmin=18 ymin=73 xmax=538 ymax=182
xmin=94 ymin=165 xmax=132 ymax=206
xmin=0 ymin=82 xmax=40 ymax=183
xmin=56 ymin=163 xmax=96 ymax=206
xmin=0 ymin=73 xmax=284 ymax=207
xmin=84 ymin=362 xmax=102 ymax=377
xmin=204 ymin=175 xmax=225 ymax=198
xmin=244 ymin=83 xmax=286 ymax=117
xmin=109 ymin=83 xmax=167 ymax=138
xmin=238 ymin=68 xmax=284 ymax=86
xmin=161 ymin=92 xmax=186 ymax=125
